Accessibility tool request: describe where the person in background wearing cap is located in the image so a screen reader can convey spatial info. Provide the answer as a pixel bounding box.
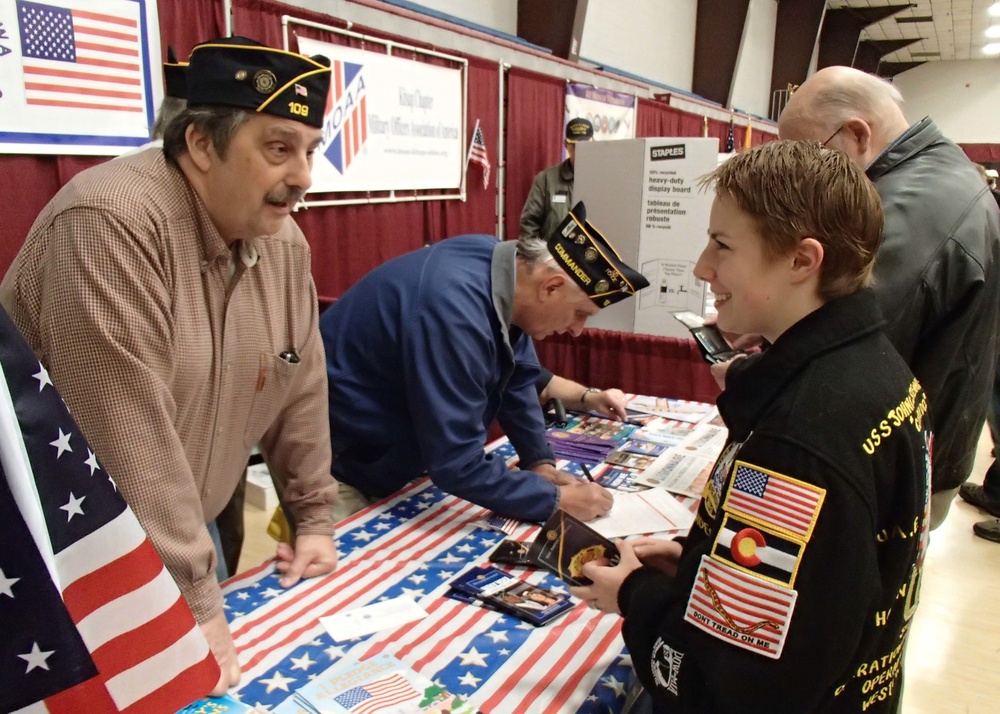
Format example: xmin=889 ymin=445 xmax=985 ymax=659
xmin=0 ymin=36 xmax=341 ymax=694
xmin=320 ymin=202 xmax=649 ymax=523
xmin=519 ymin=117 xmax=595 ymax=242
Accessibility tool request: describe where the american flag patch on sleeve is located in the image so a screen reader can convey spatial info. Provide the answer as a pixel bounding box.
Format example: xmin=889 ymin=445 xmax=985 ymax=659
xmin=722 ymin=461 xmax=825 ymax=539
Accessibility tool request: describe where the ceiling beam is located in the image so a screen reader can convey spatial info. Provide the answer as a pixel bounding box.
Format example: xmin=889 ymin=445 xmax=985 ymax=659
xmin=692 ymin=0 xmax=750 ymax=106
xmin=876 ymin=60 xmax=926 ymax=78
xmin=817 ymin=5 xmax=915 ymax=68
xmin=854 ymin=37 xmax=923 ymax=73
xmin=517 ymin=0 xmax=589 ymax=61
xmin=770 ymin=0 xmax=826 ymax=108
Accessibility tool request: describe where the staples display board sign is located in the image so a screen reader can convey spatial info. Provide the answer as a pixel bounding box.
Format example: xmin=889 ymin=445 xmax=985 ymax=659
xmin=297 ymin=36 xmax=464 ymax=193
xmin=575 ymin=138 xmax=716 ymax=338
xmin=0 ymin=0 xmax=162 ymax=155
xmin=565 ymin=82 xmax=635 ymax=141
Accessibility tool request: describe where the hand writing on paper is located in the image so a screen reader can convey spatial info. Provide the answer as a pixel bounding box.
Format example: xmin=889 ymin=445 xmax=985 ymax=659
xmin=275 ymin=534 xmax=338 ymax=588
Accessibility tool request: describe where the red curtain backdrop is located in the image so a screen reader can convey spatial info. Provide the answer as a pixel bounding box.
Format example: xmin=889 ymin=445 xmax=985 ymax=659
xmin=636 ymin=98 xmax=776 ymax=151
xmin=960 ymin=144 xmax=1000 ymax=164
xmin=503 ymin=67 xmax=568 ymax=243
xmin=534 ymin=328 xmax=721 ymax=404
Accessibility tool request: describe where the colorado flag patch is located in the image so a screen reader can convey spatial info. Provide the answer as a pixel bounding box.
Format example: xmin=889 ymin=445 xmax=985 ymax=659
xmin=684 ymin=555 xmax=797 ymax=659
xmin=711 ymin=513 xmax=803 ymax=587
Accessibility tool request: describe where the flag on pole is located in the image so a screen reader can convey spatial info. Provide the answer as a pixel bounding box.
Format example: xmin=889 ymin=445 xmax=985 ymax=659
xmin=724 ymin=116 xmax=735 ymax=153
xmin=466 ymin=119 xmax=491 ymax=190
xmin=0 ymin=307 xmax=219 ymax=714
xmin=702 ymin=116 xmax=709 ymax=139
xmin=743 ymin=116 xmax=753 ymax=150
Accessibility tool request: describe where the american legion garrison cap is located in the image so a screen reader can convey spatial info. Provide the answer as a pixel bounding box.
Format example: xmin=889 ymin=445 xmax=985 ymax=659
xmin=185 ymin=36 xmax=331 ymax=129
xmin=162 ymin=46 xmax=187 ymax=99
xmin=547 ymin=202 xmax=649 ymax=308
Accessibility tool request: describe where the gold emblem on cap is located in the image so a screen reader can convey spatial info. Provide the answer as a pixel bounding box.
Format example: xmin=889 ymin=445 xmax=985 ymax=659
xmin=235 ymin=69 xmax=247 ymax=80
xmin=595 ymin=279 xmax=610 ymax=293
xmin=584 ymin=248 xmax=599 ymax=263
xmin=253 ymin=70 xmax=277 ymax=95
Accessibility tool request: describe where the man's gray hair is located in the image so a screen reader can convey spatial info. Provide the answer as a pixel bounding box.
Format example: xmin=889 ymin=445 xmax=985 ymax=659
xmin=162 ymin=105 xmax=252 ymax=162
xmin=515 ymin=235 xmax=555 ymax=266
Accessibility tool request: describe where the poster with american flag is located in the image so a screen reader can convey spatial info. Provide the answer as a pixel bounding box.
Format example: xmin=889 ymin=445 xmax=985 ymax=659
xmin=0 ymin=305 xmax=220 ymax=713
xmin=0 ymin=0 xmax=162 ymax=155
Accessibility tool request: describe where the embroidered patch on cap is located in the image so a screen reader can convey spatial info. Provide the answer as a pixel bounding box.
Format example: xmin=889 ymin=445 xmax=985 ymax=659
xmin=711 ymin=513 xmax=803 ymax=587
xmin=650 ymin=637 xmax=684 ymax=696
xmin=722 ymin=461 xmax=825 ymax=540
xmin=684 ymin=555 xmax=798 ymax=660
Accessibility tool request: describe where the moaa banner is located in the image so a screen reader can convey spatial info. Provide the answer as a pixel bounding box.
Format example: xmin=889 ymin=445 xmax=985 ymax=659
xmin=565 ymin=82 xmax=636 ymax=142
xmin=0 ymin=0 xmax=163 ymax=155
xmin=0 ymin=305 xmax=219 ymax=713
xmin=296 ymin=36 xmax=464 ymax=194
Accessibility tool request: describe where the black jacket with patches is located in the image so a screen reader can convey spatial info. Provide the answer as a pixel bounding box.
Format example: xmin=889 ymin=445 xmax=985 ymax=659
xmin=619 ymin=290 xmax=931 ymax=713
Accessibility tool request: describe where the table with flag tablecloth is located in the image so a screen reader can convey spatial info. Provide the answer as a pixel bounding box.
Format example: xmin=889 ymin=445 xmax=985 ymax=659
xmin=223 ymin=438 xmax=637 ymax=714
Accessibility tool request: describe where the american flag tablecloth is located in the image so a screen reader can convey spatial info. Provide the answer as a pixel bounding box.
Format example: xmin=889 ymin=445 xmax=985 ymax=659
xmin=223 ymin=442 xmax=634 ymax=714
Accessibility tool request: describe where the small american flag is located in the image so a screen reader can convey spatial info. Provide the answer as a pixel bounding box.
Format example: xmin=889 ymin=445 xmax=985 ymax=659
xmin=467 ymin=120 xmax=491 ymax=190
xmin=334 ymin=673 xmax=418 ymax=714
xmin=295 ymin=83 xmax=308 ymax=97
xmin=16 ymin=0 xmax=144 ymax=113
xmin=724 ymin=462 xmax=825 ymax=538
xmin=0 ymin=306 xmax=219 ymax=713
xmin=724 ymin=116 xmax=735 ymax=153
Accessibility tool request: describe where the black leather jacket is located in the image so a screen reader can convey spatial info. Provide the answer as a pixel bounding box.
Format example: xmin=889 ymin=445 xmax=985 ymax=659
xmin=867 ymin=118 xmax=1000 ymax=492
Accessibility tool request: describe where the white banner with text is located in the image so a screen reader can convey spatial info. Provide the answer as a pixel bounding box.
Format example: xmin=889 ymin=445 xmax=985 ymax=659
xmin=297 ymin=36 xmax=464 ymax=193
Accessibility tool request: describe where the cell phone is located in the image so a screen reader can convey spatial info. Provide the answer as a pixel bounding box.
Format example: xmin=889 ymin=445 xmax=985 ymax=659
xmin=488 ymin=539 xmax=538 ymax=566
xmin=672 ymin=312 xmax=743 ymax=365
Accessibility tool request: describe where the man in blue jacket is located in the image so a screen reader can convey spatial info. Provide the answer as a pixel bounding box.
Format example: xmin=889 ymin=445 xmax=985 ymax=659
xmin=321 ymin=205 xmax=648 ymax=523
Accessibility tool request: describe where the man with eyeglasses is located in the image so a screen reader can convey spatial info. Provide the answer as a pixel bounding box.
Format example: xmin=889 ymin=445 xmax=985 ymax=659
xmin=774 ymin=66 xmax=1000 ymax=529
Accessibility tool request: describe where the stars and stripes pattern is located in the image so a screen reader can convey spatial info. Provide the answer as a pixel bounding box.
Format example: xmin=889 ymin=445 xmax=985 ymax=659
xmin=684 ymin=555 xmax=798 ymax=660
xmin=467 ymin=120 xmax=490 ymax=190
xmin=0 ymin=306 xmax=219 ymax=713
xmin=334 ymin=673 xmax=418 ymax=714
xmin=221 ymin=444 xmax=633 ymax=714
xmin=724 ymin=462 xmax=825 ymax=539
xmin=16 ymin=0 xmax=145 ymax=113
xmin=724 ymin=116 xmax=735 ymax=153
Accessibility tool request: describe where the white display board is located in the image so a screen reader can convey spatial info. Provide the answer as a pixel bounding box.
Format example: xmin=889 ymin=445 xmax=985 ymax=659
xmin=575 ymin=138 xmax=716 ymax=338
xmin=297 ymin=36 xmax=464 ymax=193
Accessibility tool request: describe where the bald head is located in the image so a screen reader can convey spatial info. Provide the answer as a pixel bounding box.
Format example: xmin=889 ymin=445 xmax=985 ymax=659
xmin=778 ymin=66 xmax=911 ymax=168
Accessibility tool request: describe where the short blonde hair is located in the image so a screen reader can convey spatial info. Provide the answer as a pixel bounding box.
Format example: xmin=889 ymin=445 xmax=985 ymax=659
xmin=701 ymin=140 xmax=883 ymax=300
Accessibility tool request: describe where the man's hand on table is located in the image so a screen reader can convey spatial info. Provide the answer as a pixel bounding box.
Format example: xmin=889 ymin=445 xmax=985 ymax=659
xmin=559 ymin=479 xmax=614 ymax=521
xmin=583 ymin=388 xmax=629 ymax=420
xmin=201 ymin=610 xmax=241 ymax=695
xmin=275 ymin=534 xmax=338 ymax=588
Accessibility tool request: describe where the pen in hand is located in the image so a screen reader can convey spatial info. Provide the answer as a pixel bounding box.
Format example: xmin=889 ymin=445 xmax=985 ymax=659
xmin=581 ymin=464 xmax=597 ymax=483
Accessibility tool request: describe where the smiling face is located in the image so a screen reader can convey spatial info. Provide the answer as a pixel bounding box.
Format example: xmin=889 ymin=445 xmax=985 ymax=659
xmin=188 ymin=113 xmax=323 ymax=242
xmin=694 ymin=194 xmax=797 ymax=344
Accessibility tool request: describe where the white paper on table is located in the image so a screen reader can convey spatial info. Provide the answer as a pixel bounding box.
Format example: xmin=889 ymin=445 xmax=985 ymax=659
xmin=590 ymin=489 xmax=696 ymax=538
xmin=319 ymin=595 xmax=428 ymax=641
xmin=635 ymin=447 xmax=714 ymax=497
